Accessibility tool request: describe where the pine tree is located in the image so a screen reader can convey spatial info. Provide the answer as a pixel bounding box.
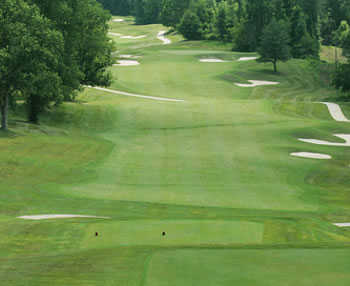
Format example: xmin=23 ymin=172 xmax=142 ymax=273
xmin=257 ymin=19 xmax=291 ymax=72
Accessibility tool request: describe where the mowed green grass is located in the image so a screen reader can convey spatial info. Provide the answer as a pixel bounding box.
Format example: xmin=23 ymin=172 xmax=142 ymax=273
xmin=146 ymin=249 xmax=350 ymax=286
xmin=1 ymin=17 xmax=350 ymax=285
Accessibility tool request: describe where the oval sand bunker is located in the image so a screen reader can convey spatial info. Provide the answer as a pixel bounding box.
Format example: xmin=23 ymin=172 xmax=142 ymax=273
xmin=200 ymin=58 xmax=227 ymax=63
xmin=18 ymin=215 xmax=111 ymax=220
xmin=235 ymin=80 xmax=279 ymax=87
xmin=299 ymin=134 xmax=350 ymax=147
xmin=237 ymin=57 xmax=258 ymax=61
xmin=320 ymin=102 xmax=350 ymax=122
xmin=290 ymin=152 xmax=332 ymax=160
xmin=157 ymin=31 xmax=171 ymax=45
xmin=119 ymin=54 xmax=141 ymax=59
xmin=113 ymin=60 xmax=140 ymax=66
xmin=120 ymin=35 xmax=146 ymax=39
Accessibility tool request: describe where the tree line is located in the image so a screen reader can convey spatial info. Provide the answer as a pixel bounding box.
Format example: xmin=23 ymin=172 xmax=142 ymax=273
xmin=0 ymin=0 xmax=113 ymax=130
xmin=98 ymin=0 xmax=350 ymax=95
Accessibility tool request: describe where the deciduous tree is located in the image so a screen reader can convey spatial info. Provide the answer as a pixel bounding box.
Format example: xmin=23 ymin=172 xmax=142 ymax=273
xmin=257 ymin=19 xmax=291 ymax=72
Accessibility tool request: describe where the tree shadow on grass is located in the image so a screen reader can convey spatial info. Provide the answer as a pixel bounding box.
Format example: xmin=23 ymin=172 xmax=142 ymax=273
xmin=0 ymin=129 xmax=17 ymax=139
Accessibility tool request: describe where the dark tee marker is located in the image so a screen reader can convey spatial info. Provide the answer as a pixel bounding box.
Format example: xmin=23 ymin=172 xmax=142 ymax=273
xmin=95 ymin=232 xmax=99 ymax=237
xmin=162 ymin=232 xmax=166 ymax=236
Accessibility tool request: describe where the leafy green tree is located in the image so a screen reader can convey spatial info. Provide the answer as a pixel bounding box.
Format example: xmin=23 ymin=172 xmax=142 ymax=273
xmin=96 ymin=0 xmax=134 ymax=16
xmin=135 ymin=0 xmax=162 ymax=24
xmin=0 ymin=0 xmax=64 ymax=129
xmin=257 ymin=19 xmax=291 ymax=72
xmin=29 ymin=0 xmax=114 ymax=102
xmin=216 ymin=1 xmax=229 ymax=41
xmin=160 ymin=0 xmax=190 ymax=28
xmin=290 ymin=5 xmax=319 ymax=58
xmin=178 ymin=10 xmax=202 ymax=40
xmin=333 ymin=64 xmax=350 ymax=93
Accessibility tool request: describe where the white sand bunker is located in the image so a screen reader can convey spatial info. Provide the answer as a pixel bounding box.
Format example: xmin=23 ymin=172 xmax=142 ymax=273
xmin=334 ymin=223 xmax=350 ymax=227
xmin=200 ymin=58 xmax=227 ymax=63
xmin=18 ymin=215 xmax=110 ymax=220
xmin=119 ymin=54 xmax=141 ymax=59
xmin=290 ymin=152 xmax=332 ymax=160
xmin=113 ymin=60 xmax=140 ymax=66
xmin=299 ymin=134 xmax=350 ymax=147
xmin=235 ymin=80 xmax=280 ymax=87
xmin=238 ymin=57 xmax=258 ymax=61
xmin=112 ymin=19 xmax=124 ymax=23
xmin=157 ymin=31 xmax=171 ymax=45
xmin=108 ymin=32 xmax=122 ymax=37
xmin=320 ymin=102 xmax=350 ymax=122
xmin=120 ymin=35 xmax=146 ymax=39
xmin=87 ymin=86 xmax=184 ymax=102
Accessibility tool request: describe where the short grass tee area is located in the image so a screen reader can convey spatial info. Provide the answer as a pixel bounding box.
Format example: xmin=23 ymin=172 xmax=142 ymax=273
xmin=1 ymin=16 xmax=350 ymax=285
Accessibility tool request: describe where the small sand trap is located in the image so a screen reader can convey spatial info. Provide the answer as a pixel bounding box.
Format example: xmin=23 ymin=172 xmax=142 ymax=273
xmin=200 ymin=58 xmax=227 ymax=63
xmin=334 ymin=223 xmax=350 ymax=227
xmin=120 ymin=35 xmax=146 ymax=39
xmin=18 ymin=215 xmax=110 ymax=220
xmin=87 ymin=86 xmax=184 ymax=102
xmin=299 ymin=134 xmax=350 ymax=147
xmin=157 ymin=31 xmax=171 ymax=45
xmin=119 ymin=54 xmax=141 ymax=59
xmin=112 ymin=19 xmax=124 ymax=23
xmin=108 ymin=32 xmax=122 ymax=37
xmin=320 ymin=102 xmax=350 ymax=122
xmin=113 ymin=60 xmax=140 ymax=66
xmin=234 ymin=80 xmax=280 ymax=87
xmin=290 ymin=152 xmax=332 ymax=160
xmin=237 ymin=57 xmax=258 ymax=61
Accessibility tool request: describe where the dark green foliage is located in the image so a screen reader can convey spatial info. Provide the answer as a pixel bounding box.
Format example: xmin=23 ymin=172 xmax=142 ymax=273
xmin=160 ymin=0 xmax=190 ymax=28
xmin=135 ymin=0 xmax=162 ymax=24
xmin=290 ymin=5 xmax=319 ymax=58
xmin=0 ymin=0 xmax=64 ymax=128
xmin=96 ymin=0 xmax=134 ymax=16
xmin=30 ymin=0 xmax=114 ymax=101
xmin=333 ymin=64 xmax=350 ymax=93
xmin=257 ymin=19 xmax=291 ymax=72
xmin=178 ymin=10 xmax=203 ymax=40
xmin=215 ymin=0 xmax=236 ymax=42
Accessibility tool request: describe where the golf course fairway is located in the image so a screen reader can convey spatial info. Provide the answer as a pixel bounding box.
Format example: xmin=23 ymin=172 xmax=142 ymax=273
xmin=1 ymin=16 xmax=350 ymax=285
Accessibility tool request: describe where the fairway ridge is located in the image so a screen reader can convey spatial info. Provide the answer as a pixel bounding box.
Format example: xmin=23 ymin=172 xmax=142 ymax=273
xmin=320 ymin=102 xmax=350 ymax=122
xmin=86 ymin=86 xmax=185 ymax=102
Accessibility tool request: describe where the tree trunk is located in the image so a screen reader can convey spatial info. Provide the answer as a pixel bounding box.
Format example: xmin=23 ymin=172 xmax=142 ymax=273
xmin=273 ymin=60 xmax=277 ymax=73
xmin=1 ymin=94 xmax=9 ymax=131
xmin=28 ymin=94 xmax=39 ymax=124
